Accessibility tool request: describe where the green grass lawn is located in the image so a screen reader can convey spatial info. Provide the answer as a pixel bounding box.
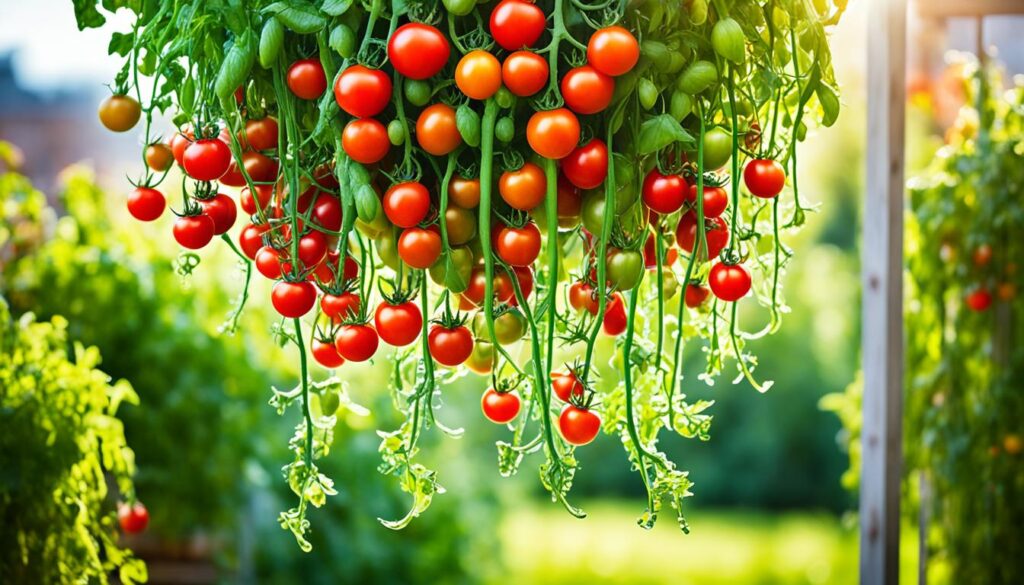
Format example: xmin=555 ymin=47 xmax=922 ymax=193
xmin=496 ymin=500 xmax=919 ymax=585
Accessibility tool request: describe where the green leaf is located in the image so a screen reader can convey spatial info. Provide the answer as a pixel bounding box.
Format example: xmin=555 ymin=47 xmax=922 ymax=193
xmin=107 ymin=32 xmax=134 ymax=57
xmin=215 ymin=32 xmax=255 ymax=103
xmin=456 ymin=105 xmax=481 ymax=148
xmin=73 ymin=0 xmax=107 ymax=29
xmin=263 ymin=1 xmax=327 ymax=34
xmin=637 ymin=115 xmax=695 ymax=154
xmin=816 ymin=81 xmax=841 ymax=127
xmin=321 ymin=0 xmax=352 ymax=15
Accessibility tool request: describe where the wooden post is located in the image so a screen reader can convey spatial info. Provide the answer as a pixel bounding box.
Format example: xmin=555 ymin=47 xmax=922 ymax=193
xmin=862 ymin=0 xmax=907 ymax=583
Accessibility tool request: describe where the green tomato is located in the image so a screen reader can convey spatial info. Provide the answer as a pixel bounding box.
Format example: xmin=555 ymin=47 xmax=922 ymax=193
xmin=660 ymin=267 xmax=679 ymax=299
xmin=495 ymin=87 xmax=514 ymax=109
xmin=670 ymin=91 xmax=692 ymax=122
xmin=387 ymin=119 xmax=405 ymax=145
xmin=607 ymin=249 xmax=644 ymax=291
xmin=319 ymin=390 xmax=341 ymax=416
xmin=638 ymin=78 xmax=658 ymax=110
xmin=495 ymin=116 xmax=514 ymax=143
xmin=711 ymin=17 xmax=745 ymax=64
xmin=404 ymin=79 xmax=432 ymax=107
xmin=581 ymin=191 xmax=606 ymax=236
xmin=443 ymin=0 xmax=476 ymax=15
xmin=465 ymin=340 xmax=496 ymax=375
xmin=677 ymin=60 xmax=717 ymax=95
xmin=701 ymin=126 xmax=733 ymax=170
xmin=473 ymin=311 xmax=526 ymax=345
xmin=429 ymin=246 xmax=474 ymax=293
xmin=375 ymin=230 xmax=401 ymax=269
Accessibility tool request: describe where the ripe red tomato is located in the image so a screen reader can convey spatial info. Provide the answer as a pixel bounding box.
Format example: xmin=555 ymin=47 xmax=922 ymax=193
xmin=375 ymin=301 xmax=423 ymax=346
xmin=642 ymin=169 xmax=686 ymax=214
xmin=219 ymin=161 xmax=247 ymax=187
xmin=489 ymin=0 xmax=546 ymax=50
xmin=334 ymin=65 xmax=392 ymax=118
xmin=527 ymin=108 xmax=580 ymax=160
xmin=449 ymin=176 xmax=481 ymax=208
xmin=312 ymin=338 xmax=345 ymax=368
xmin=170 ymin=129 xmax=193 ymax=167
xmin=297 ymin=229 xmax=328 ymax=268
xmin=343 ymin=118 xmax=390 ymax=164
xmin=321 ymin=291 xmax=361 ymax=322
xmin=965 ymin=288 xmax=992 ymax=312
xmin=118 ymin=502 xmax=149 ymax=534
xmin=183 ymin=138 xmax=231 ymax=181
xmin=587 ymin=26 xmax=639 ymax=77
xmin=173 ymin=215 xmax=215 ymax=249
xmin=481 ymin=388 xmax=521 ymax=423
xmin=972 ymin=244 xmax=992 ymax=267
xmin=241 ymin=150 xmax=279 ymax=184
xmin=416 ymin=103 xmax=462 ymax=156
xmin=240 ymin=184 xmax=275 ymax=215
xmin=676 ymin=213 xmax=729 ymax=259
xmin=271 ymin=280 xmax=317 ymax=317
xmin=243 ymin=117 xmax=279 ymax=151
xmin=383 ymin=182 xmax=431 ymax=228
xmin=127 ymin=187 xmax=165 ymax=222
xmin=255 ymin=246 xmax=283 ymax=279
xmin=509 ymin=266 xmax=534 ymax=306
xmin=199 ymin=193 xmax=237 ymax=235
xmin=428 ymin=324 xmax=474 ymax=366
xmin=335 ymin=323 xmax=380 ymax=362
xmin=398 ymin=226 xmax=442 ymax=269
xmin=311 ymin=193 xmax=342 ymax=231
xmin=496 ymin=222 xmax=542 ymax=267
xmin=463 ymin=267 xmax=515 ymax=307
xmin=499 ymin=162 xmax=546 ymax=211
xmin=743 ymin=159 xmax=786 ymax=199
xmin=687 ymin=184 xmax=729 ymax=218
xmin=684 ymin=283 xmax=710 ymax=308
xmin=502 ymin=50 xmax=548 ymax=97
xmin=708 ymin=262 xmax=751 ymax=301
xmin=388 ymin=23 xmax=450 ymax=80
xmin=561 ymin=65 xmax=615 ymax=115
xmin=569 ymin=281 xmax=599 ymax=315
xmin=287 ymin=58 xmax=327 ymax=100
xmin=602 ymin=292 xmax=627 ymax=336
xmin=144 ymin=143 xmax=174 ymax=171
xmin=559 ymin=405 xmax=601 ymax=445
xmin=551 ymin=371 xmax=584 ymax=402
xmin=561 ymin=139 xmax=608 ymax=190
xmin=239 ymin=223 xmax=268 ymax=259
xmin=456 ymin=50 xmax=502 ymax=100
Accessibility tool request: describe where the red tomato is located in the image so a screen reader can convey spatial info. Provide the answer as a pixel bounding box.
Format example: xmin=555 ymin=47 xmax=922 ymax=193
xmin=965 ymin=288 xmax=992 ymax=312
xmin=118 ymin=502 xmax=149 ymax=534
xmin=416 ymin=103 xmax=462 ymax=156
xmin=481 ymin=388 xmax=521 ymax=423
xmin=495 ymin=222 xmax=542 ymax=267
xmin=388 ymin=23 xmax=450 ymax=80
xmin=527 ymin=108 xmax=580 ymax=160
xmin=561 ymin=65 xmax=614 ymax=114
xmin=334 ymin=65 xmax=392 ymax=118
xmin=687 ymin=184 xmax=729 ymax=218
xmin=199 ymin=193 xmax=237 ymax=235
xmin=456 ymin=50 xmax=502 ymax=100
xmin=398 ymin=226 xmax=442 ymax=269
xmin=287 ymin=58 xmax=327 ymax=100
xmin=428 ymin=324 xmax=474 ymax=366
xmin=569 ymin=281 xmax=599 ymax=315
xmin=499 ymin=162 xmax=546 ymax=211
xmin=561 ymin=139 xmax=608 ymax=190
xmin=449 ymin=176 xmax=481 ymax=208
xmin=557 ymin=175 xmax=583 ymax=222
xmin=489 ymin=0 xmax=546 ymax=50
xmin=642 ymin=231 xmax=678 ymax=269
xmin=219 ymin=160 xmax=247 ymax=187
xmin=255 ymin=246 xmax=283 ymax=279
xmin=239 ymin=222 xmax=268 ymax=259
xmin=375 ymin=301 xmax=423 ymax=346
xmin=587 ymin=26 xmax=639 ymax=77
xmin=311 ymin=193 xmax=342 ymax=231
xmin=272 ymin=280 xmax=317 ymax=317
xmin=708 ymin=262 xmax=751 ymax=302
xmin=240 ymin=184 xmax=275 ymax=215
xmin=972 ymin=244 xmax=992 ymax=267
xmin=183 ymin=138 xmax=231 ymax=181
xmin=297 ymin=230 xmax=328 ymax=267
xmin=509 ymin=266 xmax=534 ymax=306
xmin=463 ymin=267 xmax=515 ymax=306
xmin=676 ymin=213 xmax=729 ymax=260
xmin=559 ymin=405 xmax=601 ymax=445
xmin=173 ymin=215 xmax=215 ymax=249
xmin=602 ymin=292 xmax=627 ymax=336
xmin=551 ymin=371 xmax=584 ymax=402
xmin=743 ymin=159 xmax=786 ymax=199
xmin=684 ymin=283 xmax=710 ymax=308
xmin=312 ymin=338 xmax=345 ymax=368
xmin=502 ymin=50 xmax=548 ymax=97
xmin=244 ymin=117 xmax=279 ymax=151
xmin=642 ymin=169 xmax=686 ymax=214
xmin=170 ymin=130 xmax=193 ymax=166
xmin=241 ymin=151 xmax=279 ymax=184
xmin=343 ymin=118 xmax=390 ymax=164
xmin=383 ymin=182 xmax=431 ymax=228
xmin=335 ymin=323 xmax=380 ymax=362
xmin=321 ymin=291 xmax=361 ymax=322
xmin=127 ymin=187 xmax=165 ymax=222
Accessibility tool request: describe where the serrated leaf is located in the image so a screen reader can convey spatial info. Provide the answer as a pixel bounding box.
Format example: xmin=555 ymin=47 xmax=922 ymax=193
xmin=637 ymin=115 xmax=695 ymax=154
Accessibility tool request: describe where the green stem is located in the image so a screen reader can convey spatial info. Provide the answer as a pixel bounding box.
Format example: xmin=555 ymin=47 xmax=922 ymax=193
xmin=543 ymin=158 xmax=559 ymax=376
xmin=726 ymin=63 xmax=741 ymax=248
xmin=479 ymin=99 xmax=501 ymax=355
xmin=622 ymin=286 xmax=655 ymax=512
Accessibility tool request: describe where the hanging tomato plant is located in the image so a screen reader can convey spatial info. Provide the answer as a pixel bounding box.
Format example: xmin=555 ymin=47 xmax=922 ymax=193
xmin=74 ymin=0 xmax=846 ymax=548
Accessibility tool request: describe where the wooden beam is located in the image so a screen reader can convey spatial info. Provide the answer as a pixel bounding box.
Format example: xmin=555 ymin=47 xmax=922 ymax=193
xmin=862 ymin=0 xmax=907 ymax=583
xmin=914 ymin=0 xmax=1024 ymax=18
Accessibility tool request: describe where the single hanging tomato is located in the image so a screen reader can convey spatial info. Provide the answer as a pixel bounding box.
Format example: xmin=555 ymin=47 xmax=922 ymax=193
xmin=311 ymin=193 xmax=342 ymax=231
xmin=701 ymin=127 xmax=733 ymax=170
xmin=481 ymin=388 xmax=521 ymax=424
xmin=287 ymin=58 xmax=327 ymax=100
xmin=255 ymin=246 xmax=283 ymax=279
xmin=118 ymin=502 xmax=149 ymax=534
xmin=676 ymin=213 xmax=729 ymax=259
xmin=312 ymin=339 xmax=345 ymax=368
xmin=449 ymin=176 xmax=481 ymax=208
xmin=684 ymin=283 xmax=710 ymax=308
xmin=343 ymin=118 xmax=390 ymax=164
xmin=602 ymin=292 xmax=627 ymax=336
xmin=559 ymin=405 xmax=601 ymax=445
xmin=551 ymin=371 xmax=584 ymax=402
xmin=384 ymin=182 xmax=431 ymax=228
xmin=496 ymin=222 xmax=542 ymax=267
xmin=489 ymin=0 xmax=546 ymax=50
xmin=199 ymin=193 xmax=237 ymax=235
xmin=145 ymin=143 xmax=174 ymax=171
xmin=500 ymin=162 xmax=547 ymax=210
xmin=99 ymin=95 xmax=141 ymax=132
xmin=642 ymin=169 xmax=686 ymax=214
xmin=562 ymin=139 xmax=608 ymax=190
xmin=239 ymin=223 xmax=268 ymax=259
xmin=272 ymin=280 xmax=317 ymax=317
xmin=334 ymin=65 xmax=392 ymax=118
xmin=509 ymin=266 xmax=534 ymax=306
xmin=428 ymin=324 xmax=474 ymax=366
xmin=561 ymin=65 xmax=614 ymax=115
xmin=527 ymin=108 xmax=580 ymax=160
xmin=972 ymin=244 xmax=993 ymax=267
xmin=416 ymin=104 xmax=462 ymax=156
xmin=606 ymin=248 xmax=644 ymax=290
xmin=456 ymin=50 xmax=502 ymax=100
xmin=687 ymin=184 xmax=729 ymax=218
xmin=743 ymin=159 xmax=786 ymax=198
xmin=243 ymin=117 xmax=279 ymax=151
xmin=965 ymin=288 xmax=992 ymax=312
xmin=388 ymin=23 xmax=450 ymax=80
xmin=375 ymin=301 xmax=423 ymax=346
xmin=183 ymin=138 xmax=231 ymax=181
xmin=502 ymin=51 xmax=548 ymax=97
xmin=569 ymin=281 xmax=599 ymax=315
xmin=708 ymin=262 xmax=751 ymax=301
xmin=173 ymin=214 xmax=215 ymax=249
xmin=335 ymin=323 xmax=380 ymax=362
xmin=587 ymin=26 xmax=639 ymax=77
xmin=463 ymin=267 xmax=515 ymax=307
xmin=556 ymin=176 xmax=583 ymax=226
xmin=398 ymin=226 xmax=442 ymax=269
xmin=127 ymin=187 xmax=166 ymax=222
xmin=465 ymin=341 xmax=496 ymax=375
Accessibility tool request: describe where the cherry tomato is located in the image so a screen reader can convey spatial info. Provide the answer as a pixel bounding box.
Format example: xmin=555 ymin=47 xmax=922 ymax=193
xmin=642 ymin=169 xmax=686 ymax=214
xmin=449 ymin=176 xmax=481 ymax=208
xmin=456 ymin=50 xmax=502 ymax=100
xmin=127 ymin=187 xmax=165 ymax=222
xmin=445 ymin=205 xmax=477 ymax=245
xmin=343 ymin=118 xmax=390 ymax=164
xmin=509 ymin=266 xmax=534 ymax=306
xmin=243 ymin=117 xmax=279 ymax=151
xmin=272 ymin=280 xmax=317 ymax=317
xmin=489 ymin=0 xmax=546 ymax=51
xmin=312 ymin=338 xmax=345 ymax=368
xmin=743 ymin=158 xmax=786 ymax=198
xmin=527 ymin=108 xmax=580 ymax=160
xmin=144 ymin=143 xmax=174 ymax=171
xmin=311 ymin=193 xmax=342 ymax=231
xmin=183 ymin=138 xmax=231 ymax=181
xmin=684 ymin=283 xmax=710 ymax=308
xmin=99 ymin=95 xmax=141 ymax=132
xmin=398 ymin=226 xmax=442 ymax=269
xmin=496 ymin=222 xmax=542 ymax=267
xmin=428 ymin=324 xmax=474 ymax=366
xmin=255 ymin=246 xmax=283 ymax=279
xmin=384 ymin=182 xmax=431 ymax=228
xmin=500 ymin=162 xmax=547 ymax=211
xmin=118 ymin=502 xmax=149 ymax=534
xmin=170 ymin=129 xmax=193 ymax=167
xmin=965 ymin=288 xmax=992 ymax=312
xmin=606 ymin=248 xmax=644 ymax=290
xmin=199 ymin=193 xmax=237 ymax=235
xmin=687 ymin=184 xmax=729 ymax=218
xmin=561 ymin=65 xmax=614 ymax=115
xmin=241 ymin=150 xmax=279 ymax=184
xmin=416 ymin=103 xmax=462 ymax=156
xmin=297 ymin=229 xmax=328 ymax=268
xmin=240 ymin=184 xmax=275 ymax=215
xmin=463 ymin=267 xmax=514 ymax=307
xmin=502 ymin=50 xmax=548 ymax=97
xmin=321 ymin=291 xmax=362 ymax=322
xmin=972 ymin=244 xmax=992 ymax=267
xmin=676 ymin=213 xmax=729 ymax=260
xmin=334 ymin=65 xmax=392 ymax=117
xmin=335 ymin=323 xmax=380 ymax=362
xmin=173 ymin=214 xmax=215 ymax=249
xmin=602 ymin=292 xmax=627 ymax=336
xmin=708 ymin=262 xmax=751 ymax=301
xmin=559 ymin=404 xmax=601 ymax=445
xmin=569 ymin=281 xmax=599 ymax=315
xmin=587 ymin=26 xmax=639 ymax=77
xmin=642 ymin=231 xmax=678 ymax=269
xmin=481 ymin=388 xmax=521 ymax=423
xmin=388 ymin=23 xmax=450 ymax=80
xmin=287 ymin=58 xmax=327 ymax=100
xmin=375 ymin=301 xmax=423 ymax=346
xmin=701 ymin=127 xmax=733 ymax=170
xmin=551 ymin=371 xmax=584 ymax=402
xmin=239 ymin=223 xmax=268 ymax=259
xmin=561 ymin=139 xmax=608 ymax=190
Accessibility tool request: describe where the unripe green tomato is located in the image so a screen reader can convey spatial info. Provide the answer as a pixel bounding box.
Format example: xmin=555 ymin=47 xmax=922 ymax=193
xmin=473 ymin=311 xmax=526 ymax=345
xmin=670 ymin=91 xmax=692 ymax=121
xmin=319 ymin=390 xmax=341 ymax=416
xmin=581 ymin=191 xmax=607 ymax=235
xmin=701 ymin=126 xmax=733 ymax=170
xmin=404 ymin=79 xmax=432 ymax=107
xmin=429 ymin=246 xmax=474 ymax=293
xmin=660 ymin=267 xmax=679 ymax=299
xmin=443 ymin=0 xmax=475 ymax=16
xmin=495 ymin=87 xmax=514 ymax=109
xmin=466 ymin=340 xmax=496 ymax=375
xmin=677 ymin=60 xmax=718 ymax=95
xmin=330 ymin=24 xmax=356 ymax=58
xmin=686 ymin=0 xmax=708 ymax=24
xmin=641 ymin=40 xmax=671 ymax=71
xmin=607 ymin=249 xmax=644 ymax=291
xmin=375 ymin=231 xmax=401 ymax=269
xmin=387 ymin=119 xmax=405 ymax=145
xmin=495 ymin=117 xmax=514 ymax=143
xmin=665 ymin=51 xmax=686 ymax=74
xmin=711 ymin=17 xmax=745 ymax=64
xmin=638 ymin=79 xmax=658 ymax=110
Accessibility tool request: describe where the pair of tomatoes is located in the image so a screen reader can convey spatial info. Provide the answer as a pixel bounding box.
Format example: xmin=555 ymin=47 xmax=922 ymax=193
xmin=166 ymin=193 xmax=237 ymax=250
